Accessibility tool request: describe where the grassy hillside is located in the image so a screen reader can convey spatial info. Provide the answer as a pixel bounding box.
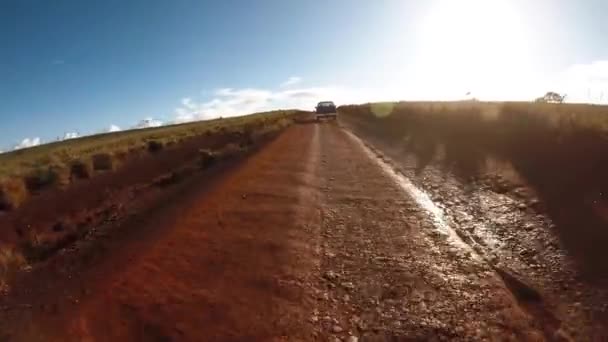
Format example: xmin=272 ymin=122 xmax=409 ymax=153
xmin=0 ymin=110 xmax=297 ymax=210
xmin=339 ymin=101 xmax=608 ymax=181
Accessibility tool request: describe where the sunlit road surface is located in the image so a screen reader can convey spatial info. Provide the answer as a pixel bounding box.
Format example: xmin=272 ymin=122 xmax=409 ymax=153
xmin=1 ymin=122 xmax=574 ymax=341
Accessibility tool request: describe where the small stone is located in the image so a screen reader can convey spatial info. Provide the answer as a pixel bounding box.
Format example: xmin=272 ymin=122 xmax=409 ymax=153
xmin=310 ymin=315 xmax=319 ymax=323
xmin=324 ymin=271 xmax=338 ymax=280
xmin=523 ymin=223 xmax=534 ymax=231
xmin=341 ymin=282 xmax=355 ymax=291
xmin=518 ymin=203 xmax=527 ymax=210
xmin=553 ymin=328 xmax=573 ymax=341
xmin=346 ymin=336 xmax=359 ymax=342
xmin=357 ymin=321 xmax=368 ymax=331
xmin=332 ymin=325 xmax=343 ymax=333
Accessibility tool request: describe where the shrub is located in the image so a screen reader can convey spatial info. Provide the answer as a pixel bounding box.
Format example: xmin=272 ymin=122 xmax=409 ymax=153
xmin=54 ymin=166 xmax=71 ymax=187
xmin=216 ymin=143 xmax=244 ymax=160
xmin=24 ymin=167 xmax=61 ymax=192
xmin=249 ymin=119 xmax=291 ymax=143
xmin=70 ymin=159 xmax=92 ymax=179
xmin=0 ymin=246 xmax=26 ymax=293
xmin=0 ymin=179 xmax=28 ymax=211
xmin=91 ymin=153 xmax=114 ymax=171
xmin=199 ymin=149 xmax=217 ymax=169
xmin=147 ymin=140 xmax=164 ymax=153
xmin=114 ymin=149 xmax=130 ymax=162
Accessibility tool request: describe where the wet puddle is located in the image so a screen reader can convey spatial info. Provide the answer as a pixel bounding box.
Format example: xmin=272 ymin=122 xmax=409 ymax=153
xmin=344 ymin=128 xmax=581 ymax=338
xmin=345 ymin=130 xmax=480 ymax=258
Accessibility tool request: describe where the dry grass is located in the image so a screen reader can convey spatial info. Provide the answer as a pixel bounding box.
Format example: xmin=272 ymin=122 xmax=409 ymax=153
xmin=91 ymin=153 xmax=115 ymax=171
xmin=339 ymin=101 xmax=608 ymax=187
xmin=340 ymin=101 xmax=608 ymax=275
xmin=0 ymin=110 xmax=299 ymax=210
xmin=70 ymin=158 xmax=93 ymax=179
xmin=0 ymin=246 xmax=27 ymax=293
xmin=218 ymin=143 xmax=244 ymax=158
xmin=199 ymin=149 xmax=218 ymax=169
xmin=0 ymin=179 xmax=28 ymax=210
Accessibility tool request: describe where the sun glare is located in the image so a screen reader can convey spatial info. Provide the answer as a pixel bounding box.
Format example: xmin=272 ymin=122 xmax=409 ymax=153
xmin=414 ymin=0 xmax=534 ymax=100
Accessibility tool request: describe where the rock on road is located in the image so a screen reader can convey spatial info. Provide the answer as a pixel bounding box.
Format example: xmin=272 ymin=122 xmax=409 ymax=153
xmin=2 ymin=123 xmax=547 ymax=341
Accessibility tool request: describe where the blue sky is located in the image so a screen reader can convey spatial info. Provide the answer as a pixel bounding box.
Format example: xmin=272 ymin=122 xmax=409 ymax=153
xmin=1 ymin=0 xmax=608 ymax=150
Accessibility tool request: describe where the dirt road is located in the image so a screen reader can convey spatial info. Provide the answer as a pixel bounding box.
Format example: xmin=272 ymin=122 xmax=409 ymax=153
xmin=0 ymin=123 xmax=582 ymax=341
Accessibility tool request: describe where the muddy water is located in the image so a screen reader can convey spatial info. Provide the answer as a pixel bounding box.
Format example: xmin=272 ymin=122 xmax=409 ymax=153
xmin=345 ymin=130 xmax=480 ymax=258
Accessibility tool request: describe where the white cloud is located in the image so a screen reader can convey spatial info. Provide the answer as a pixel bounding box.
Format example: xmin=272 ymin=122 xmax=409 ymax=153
xmin=181 ymin=97 xmax=196 ymax=110
xmin=280 ymin=76 xmax=302 ymax=88
xmin=106 ymin=124 xmax=121 ymax=132
xmin=171 ymin=79 xmax=395 ymax=124
xmin=62 ymin=132 xmax=79 ymax=140
xmin=134 ymin=118 xmax=163 ymax=129
xmin=171 ymin=88 xmax=275 ymax=124
xmin=14 ymin=137 xmax=41 ymax=150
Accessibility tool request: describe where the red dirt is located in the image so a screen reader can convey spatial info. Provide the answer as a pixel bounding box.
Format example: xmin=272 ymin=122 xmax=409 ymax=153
xmin=0 ymin=129 xmax=264 ymax=256
xmin=0 ymin=125 xmax=321 ymax=341
xmin=0 ymin=122 xmax=583 ymax=341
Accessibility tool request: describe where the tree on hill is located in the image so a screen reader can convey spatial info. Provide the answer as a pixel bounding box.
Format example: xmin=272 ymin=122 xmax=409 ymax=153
xmin=535 ymin=91 xmax=567 ymax=103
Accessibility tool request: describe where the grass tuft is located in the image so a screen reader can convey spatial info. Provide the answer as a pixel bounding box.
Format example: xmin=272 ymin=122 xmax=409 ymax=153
xmin=199 ymin=149 xmax=217 ymax=169
xmin=24 ymin=167 xmax=61 ymax=192
xmin=0 ymin=246 xmax=27 ymax=293
xmin=91 ymin=153 xmax=114 ymax=171
xmin=0 ymin=179 xmax=28 ymax=211
xmin=70 ymin=159 xmax=93 ymax=179
xmin=0 ymin=110 xmax=301 ymax=209
xmin=147 ymin=140 xmax=164 ymax=153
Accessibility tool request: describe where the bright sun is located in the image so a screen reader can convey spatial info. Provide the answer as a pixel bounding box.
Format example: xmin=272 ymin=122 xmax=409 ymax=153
xmin=415 ymin=0 xmax=533 ymax=100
